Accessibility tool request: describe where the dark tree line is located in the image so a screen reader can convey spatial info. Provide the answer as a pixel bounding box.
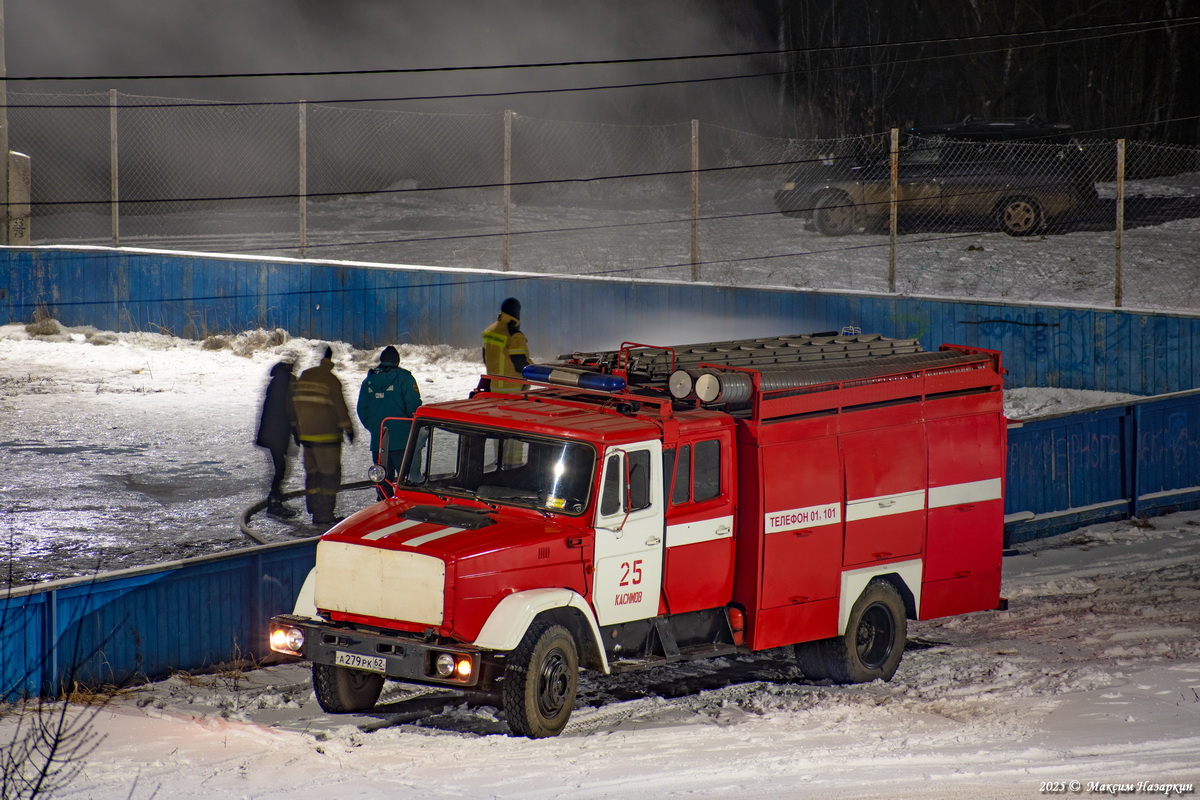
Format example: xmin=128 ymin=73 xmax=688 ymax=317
xmin=762 ymin=0 xmax=1200 ymax=142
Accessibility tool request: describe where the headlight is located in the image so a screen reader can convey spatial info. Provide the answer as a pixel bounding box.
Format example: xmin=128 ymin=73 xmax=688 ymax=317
xmin=269 ymin=624 xmax=305 ymax=655
xmin=367 ymin=464 xmax=387 ymax=484
xmin=435 ymin=652 xmax=456 ymax=677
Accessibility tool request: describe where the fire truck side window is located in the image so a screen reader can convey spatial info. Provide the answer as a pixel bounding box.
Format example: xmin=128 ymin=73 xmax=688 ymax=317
xmin=693 ymin=439 xmax=720 ymax=502
xmin=662 ymin=449 xmax=676 ymax=502
xmin=672 ymin=445 xmax=692 ymax=505
xmin=668 ymin=440 xmax=720 ymax=504
xmin=600 ymin=454 xmax=621 ymax=516
xmin=628 ymin=449 xmax=651 ymax=511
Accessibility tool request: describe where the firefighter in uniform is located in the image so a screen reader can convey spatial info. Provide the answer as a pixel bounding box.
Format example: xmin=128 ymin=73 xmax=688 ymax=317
xmin=482 ymin=297 xmax=530 ymax=469
xmin=482 ymin=297 xmax=530 ymax=392
xmin=288 ymin=346 xmax=355 ymax=527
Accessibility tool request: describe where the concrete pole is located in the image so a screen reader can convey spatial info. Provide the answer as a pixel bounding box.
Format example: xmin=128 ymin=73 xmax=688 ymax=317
xmin=504 ymin=109 xmax=513 ymax=272
xmin=1114 ymin=139 xmax=1125 ymax=308
xmin=298 ymin=101 xmax=307 ymax=258
xmin=691 ymin=119 xmax=699 ymax=281
xmin=888 ymin=128 xmax=899 ymax=294
xmin=110 ymin=90 xmax=119 ymax=245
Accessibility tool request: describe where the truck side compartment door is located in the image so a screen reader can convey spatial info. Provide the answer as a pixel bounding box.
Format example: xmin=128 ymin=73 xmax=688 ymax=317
xmin=922 ymin=413 xmax=1005 ymax=618
xmin=841 ymin=425 xmax=927 ymax=566
xmin=591 ymin=442 xmax=665 ymax=626
xmin=759 ymin=434 xmax=843 ymax=609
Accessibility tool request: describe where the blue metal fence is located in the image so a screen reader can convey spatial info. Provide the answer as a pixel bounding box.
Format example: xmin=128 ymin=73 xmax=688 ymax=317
xmin=1004 ymin=389 xmax=1200 ymax=542
xmin=4 ymin=247 xmax=1200 ymax=700
xmin=4 ymin=246 xmax=1200 ymax=395
xmin=1 ymin=538 xmax=316 ymax=700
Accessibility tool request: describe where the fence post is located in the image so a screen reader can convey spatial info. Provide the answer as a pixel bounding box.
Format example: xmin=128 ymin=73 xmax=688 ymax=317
xmin=503 ymin=109 xmax=513 ymax=272
xmin=888 ymin=128 xmax=899 ymax=293
xmin=110 ymin=89 xmax=119 ymax=247
xmin=691 ymin=119 xmax=700 ymax=281
xmin=1114 ymin=138 xmax=1125 ymax=308
xmin=298 ymin=101 xmax=308 ymax=259
xmin=0 ymin=6 xmax=7 ymax=248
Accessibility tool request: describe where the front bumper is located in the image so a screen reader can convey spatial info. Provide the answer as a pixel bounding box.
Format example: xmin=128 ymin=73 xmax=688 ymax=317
xmin=269 ymin=614 xmax=484 ymax=688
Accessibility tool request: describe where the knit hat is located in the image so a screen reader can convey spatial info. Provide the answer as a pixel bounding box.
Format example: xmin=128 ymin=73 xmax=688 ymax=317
xmin=501 ymin=297 xmax=521 ymax=320
xmin=379 ymin=345 xmax=399 ymax=365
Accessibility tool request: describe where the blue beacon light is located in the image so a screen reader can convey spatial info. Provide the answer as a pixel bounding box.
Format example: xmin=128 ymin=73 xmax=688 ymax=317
xmin=522 ymin=364 xmax=627 ymax=392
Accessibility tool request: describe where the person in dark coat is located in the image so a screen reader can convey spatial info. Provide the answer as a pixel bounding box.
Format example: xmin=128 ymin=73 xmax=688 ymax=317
xmin=288 ymin=346 xmax=355 ymax=527
xmin=255 ymin=360 xmax=298 ymax=518
xmin=356 ymin=345 xmax=423 ymax=482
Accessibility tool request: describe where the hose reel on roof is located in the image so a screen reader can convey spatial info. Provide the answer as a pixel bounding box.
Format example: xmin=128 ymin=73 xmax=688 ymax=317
xmin=669 ymin=351 xmax=982 ymax=407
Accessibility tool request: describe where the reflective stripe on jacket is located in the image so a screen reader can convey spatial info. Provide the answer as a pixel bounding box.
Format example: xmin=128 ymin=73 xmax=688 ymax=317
xmin=289 ymin=359 xmax=353 ymax=445
xmin=482 ymin=312 xmax=529 ymax=393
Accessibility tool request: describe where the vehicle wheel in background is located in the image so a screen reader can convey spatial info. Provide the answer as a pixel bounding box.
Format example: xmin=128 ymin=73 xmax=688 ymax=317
xmin=312 ymin=662 xmax=384 ymax=713
xmin=813 ymin=193 xmax=857 ymax=236
xmin=998 ymin=196 xmax=1044 ymax=236
xmin=502 ymin=620 xmax=578 ymax=738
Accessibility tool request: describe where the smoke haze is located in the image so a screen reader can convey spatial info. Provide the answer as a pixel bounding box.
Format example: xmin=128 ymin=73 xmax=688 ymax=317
xmin=8 ymin=0 xmax=780 ymax=130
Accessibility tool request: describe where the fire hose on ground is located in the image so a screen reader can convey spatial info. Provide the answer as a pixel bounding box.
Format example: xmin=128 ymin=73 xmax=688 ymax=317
xmin=238 ymin=480 xmax=376 ymax=544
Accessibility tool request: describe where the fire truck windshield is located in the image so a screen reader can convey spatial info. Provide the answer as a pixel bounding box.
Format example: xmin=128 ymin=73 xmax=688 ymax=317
xmin=401 ymin=421 xmax=597 ymax=515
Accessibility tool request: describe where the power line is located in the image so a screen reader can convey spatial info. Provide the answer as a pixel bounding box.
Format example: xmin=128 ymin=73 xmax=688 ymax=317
xmin=5 ymin=17 xmax=1199 ymax=111
xmin=7 ymin=15 xmax=1196 ymax=84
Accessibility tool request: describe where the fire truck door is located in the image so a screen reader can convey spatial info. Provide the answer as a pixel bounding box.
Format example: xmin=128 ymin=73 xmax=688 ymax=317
xmin=591 ymin=442 xmax=665 ymax=626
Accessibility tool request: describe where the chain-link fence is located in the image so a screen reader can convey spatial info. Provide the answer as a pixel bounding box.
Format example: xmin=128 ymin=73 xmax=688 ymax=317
xmin=9 ymin=90 xmax=1200 ymax=311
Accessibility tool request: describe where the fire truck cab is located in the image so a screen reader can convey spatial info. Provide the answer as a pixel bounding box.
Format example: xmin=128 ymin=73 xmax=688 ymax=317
xmin=270 ymin=332 xmax=1007 ymax=737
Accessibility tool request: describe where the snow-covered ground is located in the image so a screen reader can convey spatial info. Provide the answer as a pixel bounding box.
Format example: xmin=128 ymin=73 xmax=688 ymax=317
xmin=1 ymin=322 xmax=1197 ymax=799
xmin=3 ymin=513 xmax=1197 ymax=799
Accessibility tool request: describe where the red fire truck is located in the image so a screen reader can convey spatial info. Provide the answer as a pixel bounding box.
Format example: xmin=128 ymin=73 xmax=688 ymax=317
xmin=269 ymin=331 xmax=1007 ymax=738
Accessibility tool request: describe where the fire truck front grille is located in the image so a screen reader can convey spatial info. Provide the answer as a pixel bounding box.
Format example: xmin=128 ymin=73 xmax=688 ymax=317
xmin=314 ymin=540 xmax=446 ymax=626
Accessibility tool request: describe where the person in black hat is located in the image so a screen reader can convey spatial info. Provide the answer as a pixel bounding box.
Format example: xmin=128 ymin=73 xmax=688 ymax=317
xmin=356 ymin=345 xmax=423 ymax=482
xmin=255 ymin=359 xmax=298 ymax=518
xmin=481 ymin=297 xmax=530 ymax=393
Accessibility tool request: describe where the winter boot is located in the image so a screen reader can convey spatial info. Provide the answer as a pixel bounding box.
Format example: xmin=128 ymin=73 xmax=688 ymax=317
xmin=266 ymin=497 xmax=298 ymax=518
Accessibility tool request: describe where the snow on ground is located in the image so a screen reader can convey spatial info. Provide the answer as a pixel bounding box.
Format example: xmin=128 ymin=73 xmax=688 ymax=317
xmin=1 ymin=322 xmax=1197 ymax=798
xmin=4 ymin=515 xmax=1198 ymax=799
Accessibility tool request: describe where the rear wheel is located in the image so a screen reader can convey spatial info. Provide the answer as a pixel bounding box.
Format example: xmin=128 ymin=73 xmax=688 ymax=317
xmin=502 ymin=620 xmax=578 ymax=738
xmin=795 ymin=579 xmax=906 ymax=683
xmin=813 ymin=193 xmax=857 ymax=236
xmin=312 ymin=662 xmax=384 ymax=713
xmin=998 ymin=196 xmax=1044 ymax=236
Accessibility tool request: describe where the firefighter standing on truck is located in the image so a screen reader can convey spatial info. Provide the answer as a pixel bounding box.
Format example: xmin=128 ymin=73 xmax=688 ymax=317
xmin=289 ymin=345 xmax=355 ymax=528
xmin=482 ymin=297 xmax=530 ymax=392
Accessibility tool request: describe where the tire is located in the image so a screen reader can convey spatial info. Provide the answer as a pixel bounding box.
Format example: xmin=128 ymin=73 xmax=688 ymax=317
xmin=795 ymin=579 xmax=906 ymax=684
xmin=312 ymin=662 xmax=384 ymax=713
xmin=794 ymin=640 xmax=830 ymax=680
xmin=813 ymin=193 xmax=857 ymax=236
xmin=502 ymin=621 xmax=578 ymax=738
xmin=997 ymin=196 xmax=1044 ymax=236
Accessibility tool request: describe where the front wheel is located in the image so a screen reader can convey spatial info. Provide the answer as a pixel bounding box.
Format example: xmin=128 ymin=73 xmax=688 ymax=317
xmin=813 ymin=193 xmax=858 ymax=236
xmin=998 ymin=196 xmax=1044 ymax=236
xmin=312 ymin=662 xmax=384 ymax=713
xmin=795 ymin=578 xmax=906 ymax=683
xmin=502 ymin=621 xmax=578 ymax=738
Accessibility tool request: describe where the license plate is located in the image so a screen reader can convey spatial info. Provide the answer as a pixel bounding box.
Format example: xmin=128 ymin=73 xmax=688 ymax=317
xmin=334 ymin=650 xmax=386 ymax=674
